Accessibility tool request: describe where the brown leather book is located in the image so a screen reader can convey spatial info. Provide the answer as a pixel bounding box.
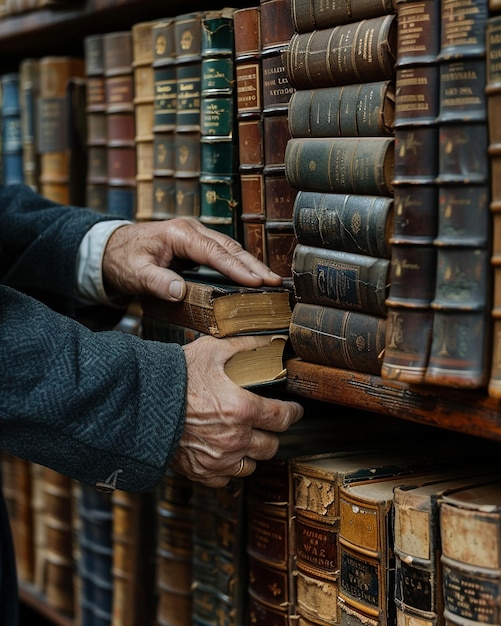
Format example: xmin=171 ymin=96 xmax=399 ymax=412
xmin=19 ymin=58 xmax=40 ymax=192
xmin=132 ymin=20 xmax=156 ymax=221
xmin=103 ymin=30 xmax=136 ymax=219
xmin=285 ymin=14 xmax=397 ymax=90
xmin=37 ymin=56 xmax=86 ymax=205
xmin=289 ymin=302 xmax=386 ymax=375
xmin=291 ymin=0 xmax=395 ymax=33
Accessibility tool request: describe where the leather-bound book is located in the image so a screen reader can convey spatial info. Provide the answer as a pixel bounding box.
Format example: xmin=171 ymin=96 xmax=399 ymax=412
xmin=199 ymin=8 xmax=241 ymax=239
xmin=174 ymin=12 xmax=203 ymax=219
xmin=1 ymin=72 xmax=23 ymax=186
xmin=487 ymin=15 xmax=501 ymax=398
xmin=152 ymin=18 xmax=177 ymax=220
xmin=36 ymin=56 xmax=86 ymax=205
xmin=439 ymin=480 xmax=501 ymax=626
xmin=260 ymin=0 xmax=297 ymax=279
xmin=288 ymin=81 xmax=395 ymax=139
xmin=381 ymin=0 xmax=441 ymax=384
xmin=84 ymin=34 xmax=107 ymax=213
xmin=234 ymin=5 xmax=267 ymax=264
xmin=292 ymin=244 xmax=390 ymax=317
xmin=103 ymin=30 xmax=136 ymax=219
xmin=285 ymin=14 xmax=397 ymax=90
xmin=155 ymin=471 xmax=194 ymax=626
xmin=132 ymin=20 xmax=156 ymax=220
xmin=285 ymin=137 xmax=394 ymax=197
xmin=292 ymin=191 xmax=393 ymax=259
xmin=19 ymin=59 xmax=40 ymax=191
xmin=112 ymin=490 xmax=157 ymax=626
xmin=424 ymin=0 xmax=491 ymax=388
xmin=393 ymin=471 xmax=500 ymax=626
xmin=289 ymin=302 xmax=386 ymax=375
xmin=291 ymin=0 xmax=395 ymax=33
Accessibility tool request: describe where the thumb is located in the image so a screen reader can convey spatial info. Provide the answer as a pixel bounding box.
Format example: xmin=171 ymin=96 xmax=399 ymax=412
xmin=143 ymin=266 xmax=187 ymax=301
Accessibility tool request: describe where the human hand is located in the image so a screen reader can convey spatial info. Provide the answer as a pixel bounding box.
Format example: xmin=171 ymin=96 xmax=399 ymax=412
xmin=102 ymin=217 xmax=283 ymax=302
xmin=172 ymin=334 xmax=304 ymax=487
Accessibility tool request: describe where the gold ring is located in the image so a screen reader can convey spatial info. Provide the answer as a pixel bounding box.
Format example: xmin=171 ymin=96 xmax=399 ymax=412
xmin=233 ymin=457 xmax=255 ymax=478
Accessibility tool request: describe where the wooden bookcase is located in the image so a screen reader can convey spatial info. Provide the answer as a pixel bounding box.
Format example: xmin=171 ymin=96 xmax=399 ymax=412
xmin=2 ymin=1 xmax=501 ymax=625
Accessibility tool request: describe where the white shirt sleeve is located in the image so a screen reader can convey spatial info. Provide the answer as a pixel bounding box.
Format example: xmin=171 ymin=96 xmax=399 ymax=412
xmin=76 ymin=220 xmax=132 ymax=306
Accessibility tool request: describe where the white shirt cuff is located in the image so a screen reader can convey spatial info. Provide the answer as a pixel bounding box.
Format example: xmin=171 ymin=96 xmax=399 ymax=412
xmin=76 ymin=220 xmax=132 ymax=306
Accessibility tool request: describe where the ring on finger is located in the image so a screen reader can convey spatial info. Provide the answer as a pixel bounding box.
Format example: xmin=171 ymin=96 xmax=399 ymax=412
xmin=233 ymin=456 xmax=256 ymax=478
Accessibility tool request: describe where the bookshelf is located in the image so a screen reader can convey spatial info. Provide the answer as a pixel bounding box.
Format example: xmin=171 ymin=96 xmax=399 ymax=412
xmin=3 ymin=1 xmax=501 ymax=625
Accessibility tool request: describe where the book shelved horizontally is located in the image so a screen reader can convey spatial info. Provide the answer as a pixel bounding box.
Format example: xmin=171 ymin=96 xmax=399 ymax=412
xmin=6 ymin=1 xmax=501 ymax=626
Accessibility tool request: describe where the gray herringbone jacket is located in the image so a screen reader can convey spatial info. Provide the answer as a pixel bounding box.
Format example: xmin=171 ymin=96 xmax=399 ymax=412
xmin=0 ymin=184 xmax=187 ymax=622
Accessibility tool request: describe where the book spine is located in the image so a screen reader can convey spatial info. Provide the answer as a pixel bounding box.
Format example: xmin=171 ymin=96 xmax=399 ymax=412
xmin=234 ymin=6 xmax=267 ymax=264
xmin=381 ymin=0 xmax=441 ymax=384
xmin=104 ymin=30 xmax=136 ymax=220
xmin=285 ymin=137 xmax=395 ymax=197
xmin=152 ymin=18 xmax=177 ymax=220
xmin=1 ymin=72 xmax=23 ymax=186
xmin=487 ymin=15 xmax=501 ymax=397
xmin=291 ymin=0 xmax=395 ymax=33
xmin=132 ymin=20 xmax=155 ymax=221
xmin=285 ymin=15 xmax=397 ymax=90
xmin=288 ymin=81 xmax=395 ymax=139
xmin=292 ymin=244 xmax=390 ymax=316
xmin=292 ymin=191 xmax=393 ymax=258
xmin=289 ymin=302 xmax=386 ymax=375
xmin=19 ymin=59 xmax=40 ymax=192
xmin=174 ymin=12 xmax=203 ymax=219
xmin=84 ymin=34 xmax=108 ymax=213
xmin=199 ymin=8 xmax=241 ymax=239
xmin=424 ymin=0 xmax=491 ymax=388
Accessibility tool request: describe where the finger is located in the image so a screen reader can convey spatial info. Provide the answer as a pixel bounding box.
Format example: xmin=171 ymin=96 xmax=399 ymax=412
xmin=246 ymin=394 xmax=304 ymax=432
xmin=141 ymin=265 xmax=187 ymax=301
xmin=232 ymin=456 xmax=257 ymax=478
xmin=245 ymin=429 xmax=281 ymax=461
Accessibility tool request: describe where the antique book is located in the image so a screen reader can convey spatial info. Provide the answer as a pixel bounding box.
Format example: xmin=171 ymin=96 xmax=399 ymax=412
xmin=141 ymin=280 xmax=292 ymax=338
xmin=36 ymin=56 xmax=86 ymax=205
xmin=234 ymin=5 xmax=267 ymax=264
xmin=393 ymin=471 xmax=501 ymax=626
xmin=486 ymin=15 xmax=501 ymax=398
xmin=1 ymin=72 xmax=23 ymax=186
xmin=103 ymin=30 xmax=137 ymax=219
xmin=292 ymin=191 xmax=393 ymax=259
xmin=288 ymin=81 xmax=395 ymax=139
xmin=174 ymin=12 xmax=203 ymax=219
xmin=19 ymin=58 xmax=40 ymax=191
xmin=292 ymin=450 xmax=454 ymax=626
xmin=152 ymin=18 xmax=177 ymax=220
xmin=440 ymin=480 xmax=501 ymax=626
xmin=292 ymin=244 xmax=390 ymax=317
xmin=291 ymin=0 xmax=395 ymax=33
xmin=285 ymin=137 xmax=395 ymax=197
xmin=77 ymin=483 xmax=113 ymax=625
xmin=84 ymin=33 xmax=108 ymax=213
xmin=289 ymin=302 xmax=386 ymax=375
xmin=111 ymin=490 xmax=157 ymax=626
xmin=132 ymin=20 xmax=155 ymax=220
xmin=199 ymin=8 xmax=241 ymax=239
xmin=381 ymin=0 xmax=441 ymax=384
xmin=260 ymin=0 xmax=297 ymax=279
xmin=424 ymin=0 xmax=491 ymax=389
xmin=155 ymin=470 xmax=194 ymax=626
xmin=338 ymin=468 xmax=472 ymax=626
xmin=285 ymin=14 xmax=397 ymax=90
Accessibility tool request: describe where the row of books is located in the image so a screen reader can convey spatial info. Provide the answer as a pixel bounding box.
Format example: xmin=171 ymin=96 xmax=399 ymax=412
xmin=5 ymin=428 xmax=501 ymax=626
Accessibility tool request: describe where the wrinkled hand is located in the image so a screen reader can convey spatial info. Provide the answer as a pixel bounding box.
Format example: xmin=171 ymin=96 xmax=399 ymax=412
xmin=172 ymin=335 xmax=304 ymax=487
xmin=102 ymin=217 xmax=282 ymax=301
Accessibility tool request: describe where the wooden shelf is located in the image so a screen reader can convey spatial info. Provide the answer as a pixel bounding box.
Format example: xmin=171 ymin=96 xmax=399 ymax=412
xmin=19 ymin=583 xmax=74 ymax=626
xmin=286 ymin=358 xmax=501 ymax=442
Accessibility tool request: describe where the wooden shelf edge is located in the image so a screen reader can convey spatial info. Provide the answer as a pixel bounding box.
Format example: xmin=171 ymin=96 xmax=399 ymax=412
xmin=19 ymin=583 xmax=74 ymax=626
xmin=285 ymin=358 xmax=501 ymax=442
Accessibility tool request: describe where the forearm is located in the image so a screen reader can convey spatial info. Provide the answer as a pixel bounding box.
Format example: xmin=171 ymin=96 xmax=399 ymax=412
xmin=0 ymin=286 xmax=187 ymax=492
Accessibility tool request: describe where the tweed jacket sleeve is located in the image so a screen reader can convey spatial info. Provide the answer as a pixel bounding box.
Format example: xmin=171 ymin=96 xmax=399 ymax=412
xmin=0 ymin=184 xmax=187 ymax=492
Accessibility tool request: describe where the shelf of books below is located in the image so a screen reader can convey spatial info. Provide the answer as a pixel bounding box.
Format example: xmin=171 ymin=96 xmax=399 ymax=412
xmin=284 ymin=358 xmax=501 ymax=443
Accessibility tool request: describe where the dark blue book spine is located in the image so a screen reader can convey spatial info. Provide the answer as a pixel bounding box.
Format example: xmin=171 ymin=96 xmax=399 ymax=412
xmin=1 ymin=73 xmax=24 ymax=185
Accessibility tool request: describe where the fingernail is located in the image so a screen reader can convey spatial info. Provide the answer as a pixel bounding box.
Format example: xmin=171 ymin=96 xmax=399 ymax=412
xmin=168 ymin=280 xmax=183 ymax=300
